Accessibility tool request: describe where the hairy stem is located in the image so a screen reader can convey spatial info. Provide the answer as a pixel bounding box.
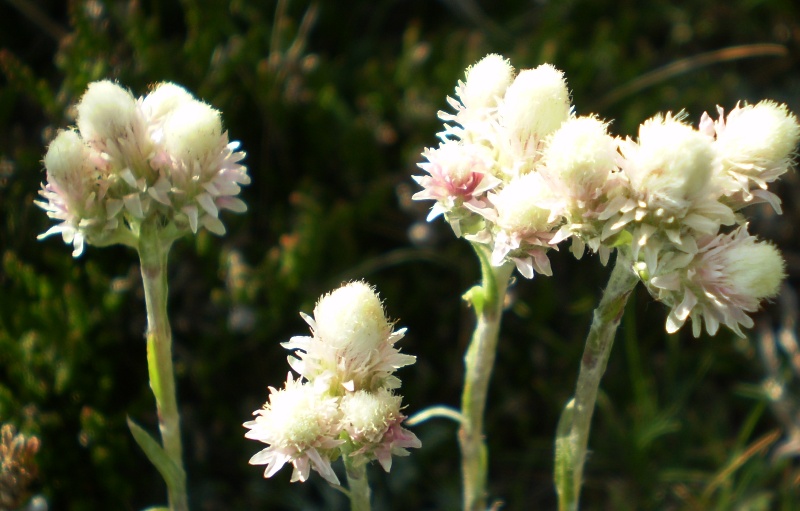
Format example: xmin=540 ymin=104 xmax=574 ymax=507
xmin=138 ymin=222 xmax=188 ymax=511
xmin=344 ymin=457 xmax=371 ymax=511
xmin=554 ymin=249 xmax=639 ymax=511
xmin=459 ymin=242 xmax=514 ymax=511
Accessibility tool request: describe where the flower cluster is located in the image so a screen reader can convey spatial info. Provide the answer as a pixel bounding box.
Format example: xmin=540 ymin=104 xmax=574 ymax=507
xmin=414 ymin=54 xmax=799 ymax=337
xmin=36 ymin=80 xmax=249 ymax=256
xmin=244 ymin=281 xmax=419 ymax=485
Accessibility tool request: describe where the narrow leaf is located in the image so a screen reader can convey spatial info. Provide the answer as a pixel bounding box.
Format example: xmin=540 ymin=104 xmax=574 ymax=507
xmin=126 ymin=416 xmax=185 ymax=488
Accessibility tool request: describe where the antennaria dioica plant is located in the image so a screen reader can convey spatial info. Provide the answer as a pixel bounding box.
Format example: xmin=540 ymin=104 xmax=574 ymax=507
xmin=411 ymin=54 xmax=799 ymax=511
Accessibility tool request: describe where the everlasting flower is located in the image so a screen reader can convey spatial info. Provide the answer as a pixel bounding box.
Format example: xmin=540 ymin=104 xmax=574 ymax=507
xmin=244 ymin=374 xmax=343 ymax=485
xmin=36 ymin=80 xmax=249 ymax=255
xmin=341 ymin=388 xmax=421 ymax=472
xmin=412 ymin=141 xmax=502 ymax=235
xmin=701 ymin=101 xmax=800 ymax=211
xmin=283 ymin=281 xmax=416 ymax=392
xmin=541 ymin=116 xmax=620 ymax=259
xmin=644 ymin=225 xmax=785 ymax=337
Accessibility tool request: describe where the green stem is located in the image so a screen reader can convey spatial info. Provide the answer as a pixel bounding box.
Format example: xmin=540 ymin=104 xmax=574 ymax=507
xmin=554 ymin=249 xmax=639 ymax=511
xmin=459 ymin=243 xmax=514 ymax=511
xmin=344 ymin=457 xmax=371 ymax=511
xmin=138 ymin=221 xmax=188 ymax=511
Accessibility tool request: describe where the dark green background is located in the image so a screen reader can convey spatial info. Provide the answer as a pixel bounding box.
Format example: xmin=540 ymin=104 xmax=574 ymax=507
xmin=1 ymin=1 xmax=799 ymax=509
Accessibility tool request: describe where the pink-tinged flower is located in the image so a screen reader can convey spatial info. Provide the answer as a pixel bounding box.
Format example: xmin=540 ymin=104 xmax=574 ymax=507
xmin=282 ymin=281 xmax=416 ymax=393
xmin=468 ymin=172 xmax=558 ymax=278
xmin=700 ymin=101 xmax=800 ymax=212
xmin=36 ymin=80 xmax=250 ymax=255
xmin=412 ymin=141 xmax=501 ymax=236
xmin=244 ymin=373 xmax=343 ymax=485
xmin=644 ymin=224 xmax=785 ymax=337
xmin=35 ymin=129 xmax=125 ymax=257
xmin=438 ymin=54 xmax=514 ymax=141
xmin=540 ymin=116 xmax=621 ymax=260
xmin=340 ymin=388 xmax=421 ymax=472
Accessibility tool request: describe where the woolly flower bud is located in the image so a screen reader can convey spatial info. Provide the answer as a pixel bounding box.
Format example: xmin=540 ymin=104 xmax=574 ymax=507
xmin=163 ymin=100 xmax=223 ymax=162
xmin=494 ymin=173 xmax=553 ymax=234
xmin=313 ymin=281 xmax=392 ymax=355
xmin=499 ymin=64 xmax=571 ymax=142
xmin=244 ymin=374 xmax=343 ymax=484
xmin=142 ymin=82 xmax=195 ymax=122
xmin=460 ymin=54 xmax=515 ymax=110
xmin=628 ymin=115 xmax=713 ymax=201
xmin=340 ymin=388 xmax=402 ymax=445
xmin=42 ymin=130 xmax=94 ymax=209
xmin=722 ymin=238 xmax=784 ymax=301
xmin=543 ymin=115 xmax=616 ymax=193
xmin=717 ymin=101 xmax=800 ymax=172
xmin=647 ymin=225 xmax=785 ymax=337
xmin=76 ymin=80 xmax=138 ymax=142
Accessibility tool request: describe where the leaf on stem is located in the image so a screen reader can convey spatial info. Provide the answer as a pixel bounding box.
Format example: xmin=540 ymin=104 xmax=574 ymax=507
xmin=126 ymin=416 xmax=185 ymax=491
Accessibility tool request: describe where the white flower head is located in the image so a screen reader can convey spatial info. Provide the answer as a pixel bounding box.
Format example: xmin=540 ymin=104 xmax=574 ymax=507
xmin=412 ymin=141 xmax=502 ymax=235
xmin=498 ymin=64 xmax=571 ymax=144
xmin=625 ymin=114 xmax=714 ymax=202
xmin=36 ymin=79 xmax=250 ymax=255
xmin=283 ymin=281 xmax=416 ymax=392
xmin=460 ymin=54 xmax=515 ymax=111
xmin=470 ymin=172 xmax=558 ymax=278
xmin=704 ymin=100 xmax=800 ymax=211
xmin=244 ymin=373 xmax=343 ymax=485
xmin=646 ymin=225 xmax=785 ymax=337
xmin=163 ymin=100 xmax=223 ymax=163
xmin=341 ymin=388 xmax=421 ymax=472
xmin=76 ymin=80 xmax=139 ymax=144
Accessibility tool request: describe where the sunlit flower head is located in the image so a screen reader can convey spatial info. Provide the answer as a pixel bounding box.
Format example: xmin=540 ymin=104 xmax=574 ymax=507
xmin=36 ymin=80 xmax=249 ymax=256
xmin=244 ymin=373 xmax=343 ymax=485
xmin=283 ymin=281 xmax=416 ymax=392
xmin=644 ymin=224 xmax=785 ymax=337
xmin=341 ymin=388 xmax=420 ymax=472
xmin=702 ymin=100 xmax=800 ymax=211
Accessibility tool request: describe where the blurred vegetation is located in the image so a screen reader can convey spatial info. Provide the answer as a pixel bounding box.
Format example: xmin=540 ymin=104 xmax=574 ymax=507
xmin=1 ymin=0 xmax=799 ymax=510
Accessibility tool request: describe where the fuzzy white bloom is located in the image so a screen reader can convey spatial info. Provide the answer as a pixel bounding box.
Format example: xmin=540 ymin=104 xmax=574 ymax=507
xmin=36 ymin=80 xmax=249 ymax=255
xmin=543 ymin=116 xmax=616 ymax=191
xmin=645 ymin=225 xmax=785 ymax=337
xmin=541 ymin=116 xmax=620 ymax=259
xmin=701 ymin=101 xmax=800 ymax=211
xmin=244 ymin=374 xmax=343 ymax=485
xmin=283 ymin=281 xmax=416 ymax=392
xmin=493 ymin=173 xmax=554 ymax=234
xmin=626 ymin=114 xmax=714 ymax=202
xmin=35 ymin=130 xmax=105 ymax=256
xmin=341 ymin=388 xmax=421 ymax=472
xmin=460 ymin=54 xmax=515 ymax=111
xmin=162 ymin=100 xmax=222 ymax=162
xmin=76 ymin=80 xmax=139 ymax=143
xmin=498 ymin=64 xmax=571 ymax=143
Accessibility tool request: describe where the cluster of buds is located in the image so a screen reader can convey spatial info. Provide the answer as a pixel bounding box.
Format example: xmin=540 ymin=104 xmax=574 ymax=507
xmin=244 ymin=281 xmax=420 ymax=485
xmin=36 ymin=80 xmax=249 ymax=256
xmin=414 ymin=54 xmax=800 ymax=337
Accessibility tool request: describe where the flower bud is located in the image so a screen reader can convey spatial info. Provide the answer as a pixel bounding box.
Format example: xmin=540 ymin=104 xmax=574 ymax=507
xmin=543 ymin=115 xmax=616 ymax=192
xmin=313 ymin=281 xmax=392 ymax=355
xmin=460 ymin=54 xmax=515 ymax=110
xmin=630 ymin=115 xmax=714 ymax=200
xmin=43 ymin=130 xmax=94 ymax=211
xmin=142 ymin=82 xmax=195 ymax=122
xmin=722 ymin=239 xmax=784 ymax=300
xmin=499 ymin=64 xmax=570 ymax=141
xmin=340 ymin=388 xmax=402 ymax=444
xmin=76 ymin=80 xmax=138 ymax=142
xmin=163 ymin=100 xmax=222 ymax=162
xmin=718 ymin=100 xmax=800 ymax=172
xmin=494 ymin=172 xmax=552 ymax=233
